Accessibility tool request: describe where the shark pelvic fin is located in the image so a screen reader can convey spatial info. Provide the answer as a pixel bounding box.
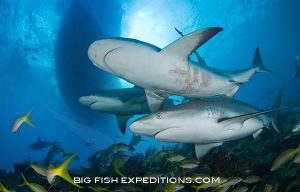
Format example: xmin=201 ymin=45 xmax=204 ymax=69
xmin=269 ymin=89 xmax=283 ymax=134
xmin=194 ymin=143 xmax=222 ymax=160
xmin=161 ymin=27 xmax=222 ymax=63
xmin=145 ymin=89 xmax=167 ymax=112
xmin=218 ymin=108 xmax=281 ymax=128
xmin=253 ymin=129 xmax=263 ymax=139
xmin=116 ymin=115 xmax=132 ymax=134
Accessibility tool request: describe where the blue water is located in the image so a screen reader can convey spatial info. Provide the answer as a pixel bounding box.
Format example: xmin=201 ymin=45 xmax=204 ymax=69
xmin=0 ymin=0 xmax=299 ymax=171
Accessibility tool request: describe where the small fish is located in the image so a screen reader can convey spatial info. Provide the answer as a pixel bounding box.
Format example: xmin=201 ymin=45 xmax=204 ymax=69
xmin=293 ymin=152 xmax=300 ymax=163
xmin=166 ymin=154 xmax=186 ymax=162
xmin=114 ymin=143 xmax=134 ymax=152
xmin=191 ymin=177 xmax=227 ymax=192
xmin=179 ymin=161 xmax=198 ymax=169
xmin=112 ymin=154 xmax=130 ymax=177
xmin=31 ymin=153 xmax=83 ymax=188
xmin=129 ymin=134 xmax=146 ymax=146
xmin=0 ymin=181 xmax=15 ymax=192
xmin=230 ymin=186 xmax=248 ymax=192
xmin=19 ymin=173 xmax=47 ymax=192
xmin=270 ymin=145 xmax=300 ymax=171
xmin=88 ymin=185 xmax=111 ymax=192
xmin=264 ymin=184 xmax=273 ymax=192
xmin=164 ymin=183 xmax=184 ymax=192
xmin=292 ymin=121 xmax=300 ymax=133
xmin=85 ymin=141 xmax=95 ymax=147
xmin=11 ymin=109 xmax=35 ymax=133
xmin=242 ymin=175 xmax=261 ymax=184
xmin=213 ymin=177 xmax=242 ymax=192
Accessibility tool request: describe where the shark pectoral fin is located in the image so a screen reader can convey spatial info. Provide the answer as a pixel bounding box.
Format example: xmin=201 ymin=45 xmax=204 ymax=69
xmin=253 ymin=129 xmax=263 ymax=139
xmin=116 ymin=115 xmax=132 ymax=134
xmin=160 ymin=27 xmax=222 ymax=62
xmin=194 ymin=143 xmax=222 ymax=160
xmin=145 ymin=89 xmax=166 ymax=112
xmin=218 ymin=108 xmax=281 ymax=128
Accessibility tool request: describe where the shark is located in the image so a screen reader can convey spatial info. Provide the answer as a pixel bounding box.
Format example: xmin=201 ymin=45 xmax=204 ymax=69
xmin=130 ymin=90 xmax=282 ymax=160
xmin=29 ymin=137 xmax=56 ymax=150
xmin=79 ymin=86 xmax=174 ymax=134
xmin=88 ymin=27 xmax=273 ymax=112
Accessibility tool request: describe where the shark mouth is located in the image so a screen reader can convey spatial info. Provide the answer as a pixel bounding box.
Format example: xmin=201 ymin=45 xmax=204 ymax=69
xmin=103 ymin=47 xmax=123 ymax=72
xmin=153 ymin=127 xmax=179 ymax=138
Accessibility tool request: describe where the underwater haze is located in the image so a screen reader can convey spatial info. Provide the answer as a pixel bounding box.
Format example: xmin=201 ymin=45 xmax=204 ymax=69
xmin=0 ymin=0 xmax=300 ymax=191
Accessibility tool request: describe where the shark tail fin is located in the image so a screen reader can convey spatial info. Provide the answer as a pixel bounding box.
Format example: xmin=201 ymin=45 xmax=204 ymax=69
xmin=269 ymin=89 xmax=283 ymax=134
xmin=24 ymin=108 xmax=35 ymax=128
xmin=253 ymin=46 xmax=274 ymax=73
xmin=19 ymin=173 xmax=29 ymax=187
xmin=52 ymin=153 xmax=83 ymax=188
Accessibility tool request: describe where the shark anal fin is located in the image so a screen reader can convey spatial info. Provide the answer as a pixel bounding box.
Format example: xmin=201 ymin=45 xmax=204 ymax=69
xmin=145 ymin=89 xmax=166 ymax=112
xmin=194 ymin=143 xmax=222 ymax=160
xmin=253 ymin=129 xmax=263 ymax=139
xmin=161 ymin=27 xmax=222 ymax=62
xmin=116 ymin=115 xmax=132 ymax=134
xmin=218 ymin=108 xmax=281 ymax=127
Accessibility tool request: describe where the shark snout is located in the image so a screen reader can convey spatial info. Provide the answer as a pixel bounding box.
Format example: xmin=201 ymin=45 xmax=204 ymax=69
xmin=88 ymin=39 xmax=122 ymax=74
xmin=130 ymin=120 xmax=153 ymax=136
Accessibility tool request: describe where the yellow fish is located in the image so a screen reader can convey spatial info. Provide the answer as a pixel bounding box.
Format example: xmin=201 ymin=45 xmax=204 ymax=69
xmin=11 ymin=109 xmax=35 ymax=133
xmin=31 ymin=153 xmax=83 ymax=188
xmin=293 ymin=152 xmax=300 ymax=163
xmin=242 ymin=175 xmax=261 ymax=184
xmin=19 ymin=173 xmax=47 ymax=192
xmin=164 ymin=183 xmax=184 ymax=192
xmin=0 ymin=181 xmax=16 ymax=192
xmin=112 ymin=154 xmax=129 ymax=177
xmin=270 ymin=145 xmax=300 ymax=171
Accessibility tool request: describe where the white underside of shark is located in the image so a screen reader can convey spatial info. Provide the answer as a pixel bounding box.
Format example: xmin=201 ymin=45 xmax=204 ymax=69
xmin=88 ymin=27 xmax=272 ymax=112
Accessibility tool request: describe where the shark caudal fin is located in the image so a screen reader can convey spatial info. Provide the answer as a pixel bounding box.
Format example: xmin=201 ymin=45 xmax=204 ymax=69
xmin=269 ymin=89 xmax=283 ymax=134
xmin=252 ymin=46 xmax=273 ymax=73
xmin=229 ymin=47 xmax=274 ymax=84
xmin=50 ymin=153 xmax=83 ymax=188
xmin=23 ymin=109 xmax=35 ymax=128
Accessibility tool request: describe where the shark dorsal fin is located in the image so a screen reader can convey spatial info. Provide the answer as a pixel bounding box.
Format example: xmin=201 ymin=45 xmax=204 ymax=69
xmin=218 ymin=108 xmax=281 ymax=128
xmin=160 ymin=27 xmax=222 ymax=63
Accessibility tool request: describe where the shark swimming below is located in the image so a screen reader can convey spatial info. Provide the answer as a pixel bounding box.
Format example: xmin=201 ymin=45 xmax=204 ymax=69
xmin=130 ymin=90 xmax=282 ymax=159
xmin=29 ymin=137 xmax=56 ymax=150
xmin=88 ymin=27 xmax=273 ymax=112
xmin=79 ymin=86 xmax=174 ymax=134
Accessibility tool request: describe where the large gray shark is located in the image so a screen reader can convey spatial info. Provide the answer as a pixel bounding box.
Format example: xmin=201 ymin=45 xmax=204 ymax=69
xmin=88 ymin=27 xmax=273 ymax=112
xmin=130 ymin=90 xmax=282 ymax=159
xmin=79 ymin=86 xmax=174 ymax=134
